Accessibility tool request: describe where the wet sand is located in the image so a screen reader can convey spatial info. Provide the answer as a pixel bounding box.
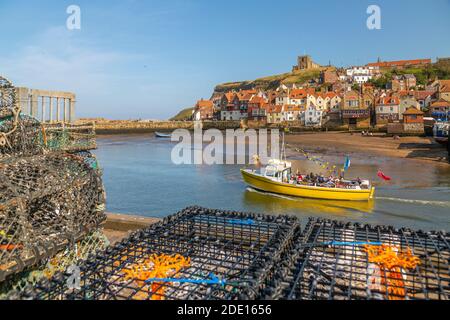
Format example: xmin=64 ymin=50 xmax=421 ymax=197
xmin=103 ymin=213 xmax=160 ymax=244
xmin=285 ymin=132 xmax=449 ymax=164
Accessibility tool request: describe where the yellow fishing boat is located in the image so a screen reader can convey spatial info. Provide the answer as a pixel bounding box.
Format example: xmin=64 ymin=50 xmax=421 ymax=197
xmin=241 ymin=159 xmax=375 ymax=201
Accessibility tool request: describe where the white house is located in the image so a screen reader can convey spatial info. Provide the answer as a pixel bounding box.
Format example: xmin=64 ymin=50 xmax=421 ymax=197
xmin=353 ymin=75 xmax=372 ymax=84
xmin=308 ymin=92 xmax=342 ymax=112
xmin=345 ymin=66 xmax=380 ymax=84
xmin=303 ymin=105 xmax=323 ymax=127
xmin=282 ymin=105 xmax=302 ymax=121
xmin=275 ymin=91 xmax=289 ymax=106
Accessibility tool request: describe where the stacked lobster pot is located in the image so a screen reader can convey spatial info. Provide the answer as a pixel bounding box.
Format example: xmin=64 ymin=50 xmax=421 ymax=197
xmin=0 ymin=76 xmax=106 ymax=294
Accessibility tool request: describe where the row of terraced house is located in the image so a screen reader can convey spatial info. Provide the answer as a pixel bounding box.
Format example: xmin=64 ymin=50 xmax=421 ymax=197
xmin=193 ymin=79 xmax=449 ymax=130
xmin=192 ymin=56 xmax=450 ymax=132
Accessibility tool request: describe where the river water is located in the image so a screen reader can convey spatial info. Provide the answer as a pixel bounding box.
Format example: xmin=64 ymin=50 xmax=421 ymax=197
xmin=94 ymin=134 xmax=450 ymax=231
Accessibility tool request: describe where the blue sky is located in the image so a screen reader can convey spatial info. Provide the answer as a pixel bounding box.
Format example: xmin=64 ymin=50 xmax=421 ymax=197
xmin=0 ymin=0 xmax=449 ymax=119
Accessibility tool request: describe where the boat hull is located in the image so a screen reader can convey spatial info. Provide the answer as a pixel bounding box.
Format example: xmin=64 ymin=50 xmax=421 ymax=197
xmin=241 ymin=169 xmax=375 ymax=201
xmin=155 ymin=132 xmax=171 ymax=138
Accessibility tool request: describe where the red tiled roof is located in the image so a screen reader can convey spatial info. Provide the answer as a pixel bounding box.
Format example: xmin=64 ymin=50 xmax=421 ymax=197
xmin=403 ymin=107 xmax=423 ymax=115
xmin=249 ymin=96 xmax=266 ymax=104
xmin=325 ymin=92 xmax=340 ymax=99
xmin=289 ymin=88 xmax=315 ymax=99
xmin=414 ymin=90 xmax=434 ymax=100
xmin=196 ymin=99 xmax=213 ymax=108
xmin=236 ymin=92 xmax=253 ymax=101
xmin=439 ymin=80 xmax=450 ymax=92
xmin=225 ymin=92 xmax=236 ymax=101
xmin=376 ymin=95 xmax=400 ymax=105
xmin=431 ymin=99 xmax=450 ymax=107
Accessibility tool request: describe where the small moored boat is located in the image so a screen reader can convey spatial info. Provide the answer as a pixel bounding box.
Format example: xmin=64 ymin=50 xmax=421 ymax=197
xmin=241 ymin=159 xmax=375 ymax=201
xmin=155 ymin=132 xmax=171 ymax=138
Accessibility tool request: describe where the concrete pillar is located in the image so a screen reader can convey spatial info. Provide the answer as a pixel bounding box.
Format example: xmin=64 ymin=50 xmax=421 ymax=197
xmin=63 ymin=98 xmax=67 ymax=123
xmin=69 ymin=98 xmax=76 ymax=123
xmin=41 ymin=96 xmax=46 ymax=122
xmin=49 ymin=97 xmax=54 ymax=123
xmin=15 ymin=87 xmax=31 ymax=114
xmin=56 ymin=97 xmax=60 ymax=122
xmin=30 ymin=94 xmax=38 ymax=118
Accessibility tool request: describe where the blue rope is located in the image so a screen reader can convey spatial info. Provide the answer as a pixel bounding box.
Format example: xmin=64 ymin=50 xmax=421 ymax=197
xmin=145 ymin=273 xmax=227 ymax=286
xmin=321 ymin=241 xmax=383 ymax=246
xmin=227 ymin=219 xmax=254 ymax=226
xmin=192 ymin=216 xmax=255 ymax=226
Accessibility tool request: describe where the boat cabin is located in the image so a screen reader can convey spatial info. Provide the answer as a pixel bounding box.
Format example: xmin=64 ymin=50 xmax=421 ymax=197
xmin=262 ymin=159 xmax=292 ymax=183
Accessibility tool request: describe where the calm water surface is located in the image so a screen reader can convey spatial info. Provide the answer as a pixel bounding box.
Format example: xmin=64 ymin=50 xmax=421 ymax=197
xmin=94 ymin=134 xmax=450 ymax=231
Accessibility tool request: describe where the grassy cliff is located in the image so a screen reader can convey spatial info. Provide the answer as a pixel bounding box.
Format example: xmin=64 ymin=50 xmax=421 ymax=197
xmin=214 ymin=67 xmax=328 ymax=93
xmin=170 ymin=107 xmax=194 ymax=121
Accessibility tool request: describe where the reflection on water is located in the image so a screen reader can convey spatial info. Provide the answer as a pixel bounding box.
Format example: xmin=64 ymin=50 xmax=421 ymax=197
xmin=94 ymin=134 xmax=450 ymax=231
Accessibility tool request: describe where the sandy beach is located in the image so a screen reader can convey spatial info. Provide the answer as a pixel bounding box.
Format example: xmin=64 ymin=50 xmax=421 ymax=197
xmin=285 ymin=132 xmax=449 ymax=164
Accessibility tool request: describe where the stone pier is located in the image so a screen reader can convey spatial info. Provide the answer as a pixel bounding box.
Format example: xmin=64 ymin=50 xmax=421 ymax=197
xmin=15 ymin=87 xmax=76 ymax=123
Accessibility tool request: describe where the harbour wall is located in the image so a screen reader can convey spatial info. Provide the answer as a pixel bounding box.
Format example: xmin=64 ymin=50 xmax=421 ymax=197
xmin=78 ymin=119 xmax=386 ymax=135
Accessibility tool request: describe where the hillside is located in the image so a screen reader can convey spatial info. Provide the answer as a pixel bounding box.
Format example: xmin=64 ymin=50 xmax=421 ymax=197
xmin=170 ymin=107 xmax=194 ymax=121
xmin=370 ymin=60 xmax=450 ymax=88
xmin=214 ymin=67 xmax=330 ymax=93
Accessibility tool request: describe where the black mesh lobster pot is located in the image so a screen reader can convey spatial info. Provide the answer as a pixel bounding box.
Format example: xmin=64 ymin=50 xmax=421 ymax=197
xmin=19 ymin=207 xmax=300 ymax=300
xmin=1 ymin=75 xmax=106 ymax=285
xmin=0 ymin=152 xmax=106 ymax=282
xmin=271 ymin=218 xmax=450 ymax=300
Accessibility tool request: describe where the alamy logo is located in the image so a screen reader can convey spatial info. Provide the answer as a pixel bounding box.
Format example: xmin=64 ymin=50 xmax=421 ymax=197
xmin=66 ymin=5 xmax=81 ymax=30
xmin=171 ymin=125 xmax=280 ymax=165
xmin=366 ymin=5 xmax=381 ymax=30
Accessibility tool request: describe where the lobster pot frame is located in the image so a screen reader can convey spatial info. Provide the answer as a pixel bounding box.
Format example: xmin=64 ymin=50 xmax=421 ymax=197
xmin=0 ymin=152 xmax=106 ymax=282
xmin=43 ymin=123 xmax=97 ymax=152
xmin=22 ymin=207 xmax=300 ymax=300
xmin=283 ymin=218 xmax=450 ymax=300
xmin=0 ymin=114 xmax=44 ymax=159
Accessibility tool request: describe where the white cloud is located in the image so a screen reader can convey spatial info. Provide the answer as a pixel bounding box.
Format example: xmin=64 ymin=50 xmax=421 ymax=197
xmin=0 ymin=26 xmax=151 ymax=119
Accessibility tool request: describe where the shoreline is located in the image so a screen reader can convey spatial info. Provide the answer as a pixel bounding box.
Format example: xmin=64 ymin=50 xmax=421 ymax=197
xmin=96 ymin=130 xmax=449 ymax=165
xmin=103 ymin=213 xmax=160 ymax=244
xmin=285 ymin=132 xmax=449 ymax=165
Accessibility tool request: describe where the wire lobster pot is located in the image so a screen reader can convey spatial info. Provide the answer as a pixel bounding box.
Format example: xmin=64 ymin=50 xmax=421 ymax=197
xmin=17 ymin=207 xmax=300 ymax=300
xmin=278 ymin=218 xmax=450 ymax=301
xmin=43 ymin=123 xmax=97 ymax=152
xmin=0 ymin=152 xmax=106 ymax=281
xmin=0 ymin=75 xmax=106 ymax=286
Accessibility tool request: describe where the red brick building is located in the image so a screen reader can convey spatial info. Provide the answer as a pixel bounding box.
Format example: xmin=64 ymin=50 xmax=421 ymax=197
xmin=321 ymin=69 xmax=339 ymax=84
xmin=367 ymin=58 xmax=431 ymax=69
xmin=402 ymin=107 xmax=425 ymax=134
